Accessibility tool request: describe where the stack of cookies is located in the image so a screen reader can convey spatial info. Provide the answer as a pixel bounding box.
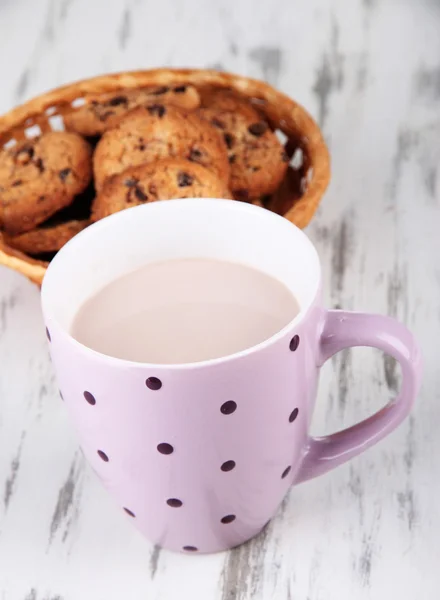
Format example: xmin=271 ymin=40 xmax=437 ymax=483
xmin=0 ymin=84 xmax=290 ymax=260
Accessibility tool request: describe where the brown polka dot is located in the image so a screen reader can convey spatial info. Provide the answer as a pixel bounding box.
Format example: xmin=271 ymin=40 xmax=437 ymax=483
xmin=167 ymin=498 xmax=183 ymax=507
xmin=183 ymin=546 xmax=198 ymax=552
xmin=289 ymin=408 xmax=299 ymax=423
xmin=146 ymin=377 xmax=162 ymax=391
xmin=289 ymin=335 xmax=300 ymax=351
xmin=46 ymin=327 xmax=51 ymax=342
xmin=221 ymin=460 xmax=236 ymax=472
xmin=157 ymin=443 xmax=173 ymax=455
xmin=124 ymin=507 xmax=135 ymax=517
xmin=97 ymin=450 xmax=109 ymax=462
xmin=84 ymin=391 xmax=96 ymax=405
xmin=282 ymin=466 xmax=291 ymax=479
xmin=221 ymin=514 xmax=236 ymax=524
xmin=220 ymin=400 xmax=237 ymax=415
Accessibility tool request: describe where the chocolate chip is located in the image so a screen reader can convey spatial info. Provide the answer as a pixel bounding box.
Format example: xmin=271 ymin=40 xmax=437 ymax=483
xmin=37 ymin=195 xmax=46 ymax=203
xmin=223 ymin=133 xmax=234 ymax=149
xmin=124 ymin=177 xmax=139 ymax=187
xmin=12 ymin=180 xmax=22 ymax=187
xmin=174 ymin=85 xmax=187 ymax=93
xmin=228 ymin=154 xmax=236 ymax=164
xmin=152 ymin=86 xmax=169 ymax=95
xmin=99 ymin=110 xmax=115 ymax=121
xmin=189 ymin=148 xmax=202 ymax=162
xmin=16 ymin=146 xmax=34 ymax=164
xmin=177 ymin=172 xmax=194 ymax=187
xmin=147 ymin=104 xmax=166 ymax=118
xmin=59 ymin=168 xmax=71 ymax=181
xmin=34 ymin=158 xmax=45 ymax=172
xmin=235 ymin=188 xmax=249 ymax=200
xmin=282 ymin=151 xmax=290 ymax=162
xmin=107 ymin=95 xmax=128 ymax=106
xmin=138 ymin=143 xmax=146 ymax=151
xmin=211 ymin=117 xmax=225 ymax=129
xmin=134 ymin=187 xmax=148 ymax=202
xmin=248 ymin=121 xmax=269 ymax=136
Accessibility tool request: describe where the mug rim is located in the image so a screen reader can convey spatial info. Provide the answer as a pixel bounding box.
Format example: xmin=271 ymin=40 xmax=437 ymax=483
xmin=41 ymin=199 xmax=322 ymax=370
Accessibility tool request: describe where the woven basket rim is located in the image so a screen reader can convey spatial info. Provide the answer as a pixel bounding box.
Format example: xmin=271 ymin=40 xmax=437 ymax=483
xmin=0 ymin=68 xmax=330 ymax=286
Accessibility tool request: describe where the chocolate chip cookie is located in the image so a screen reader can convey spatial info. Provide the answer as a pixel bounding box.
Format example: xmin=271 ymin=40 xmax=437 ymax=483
xmin=0 ymin=132 xmax=92 ymax=235
xmin=199 ymin=107 xmax=288 ymax=199
xmin=93 ymin=105 xmax=230 ymax=191
xmin=200 ymin=88 xmax=261 ymax=121
xmin=5 ymin=219 xmax=88 ymax=254
xmin=64 ymin=84 xmax=201 ymax=136
xmin=92 ymin=158 xmax=232 ymax=221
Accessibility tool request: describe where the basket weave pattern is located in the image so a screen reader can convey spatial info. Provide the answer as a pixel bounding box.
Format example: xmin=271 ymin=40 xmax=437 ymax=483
xmin=0 ymin=69 xmax=330 ymax=285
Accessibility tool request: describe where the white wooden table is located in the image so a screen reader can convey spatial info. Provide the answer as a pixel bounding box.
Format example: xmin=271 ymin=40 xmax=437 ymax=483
xmin=0 ymin=1 xmax=439 ymax=598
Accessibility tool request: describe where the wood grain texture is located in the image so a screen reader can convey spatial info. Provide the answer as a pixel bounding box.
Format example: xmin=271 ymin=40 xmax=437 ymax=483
xmin=0 ymin=0 xmax=439 ymax=598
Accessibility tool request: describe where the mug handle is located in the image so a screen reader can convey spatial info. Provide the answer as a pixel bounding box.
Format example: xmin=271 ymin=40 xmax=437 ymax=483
xmin=295 ymin=310 xmax=422 ymax=484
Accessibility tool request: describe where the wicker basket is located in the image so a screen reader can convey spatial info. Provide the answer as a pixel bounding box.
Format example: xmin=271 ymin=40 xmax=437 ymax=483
xmin=0 ymin=68 xmax=330 ymax=286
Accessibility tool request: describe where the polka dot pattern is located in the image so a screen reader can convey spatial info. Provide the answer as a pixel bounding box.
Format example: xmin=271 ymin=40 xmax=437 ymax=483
xmin=97 ymin=450 xmax=109 ymax=462
xmin=289 ymin=335 xmax=300 ymax=351
xmin=221 ymin=514 xmax=236 ymax=524
xmin=167 ymin=498 xmax=183 ymax=507
xmin=221 ymin=460 xmax=236 ymax=472
xmin=73 ymin=355 xmax=304 ymax=552
xmin=289 ymin=408 xmax=299 ymax=423
xmin=83 ymin=391 xmax=96 ymax=405
xmin=282 ymin=466 xmax=291 ymax=479
xmin=157 ymin=443 xmax=174 ymax=455
xmin=220 ymin=400 xmax=237 ymax=415
xmin=146 ymin=377 xmax=162 ymax=390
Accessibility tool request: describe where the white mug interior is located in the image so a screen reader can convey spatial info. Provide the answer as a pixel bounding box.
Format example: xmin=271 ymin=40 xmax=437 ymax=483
xmin=41 ymin=199 xmax=321 ymax=350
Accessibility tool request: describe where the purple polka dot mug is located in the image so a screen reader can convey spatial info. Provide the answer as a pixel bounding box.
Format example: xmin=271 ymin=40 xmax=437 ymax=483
xmin=41 ymin=199 xmax=422 ymax=554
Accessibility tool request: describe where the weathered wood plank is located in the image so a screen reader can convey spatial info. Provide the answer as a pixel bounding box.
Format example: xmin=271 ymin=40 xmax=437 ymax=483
xmin=0 ymin=0 xmax=438 ymax=598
